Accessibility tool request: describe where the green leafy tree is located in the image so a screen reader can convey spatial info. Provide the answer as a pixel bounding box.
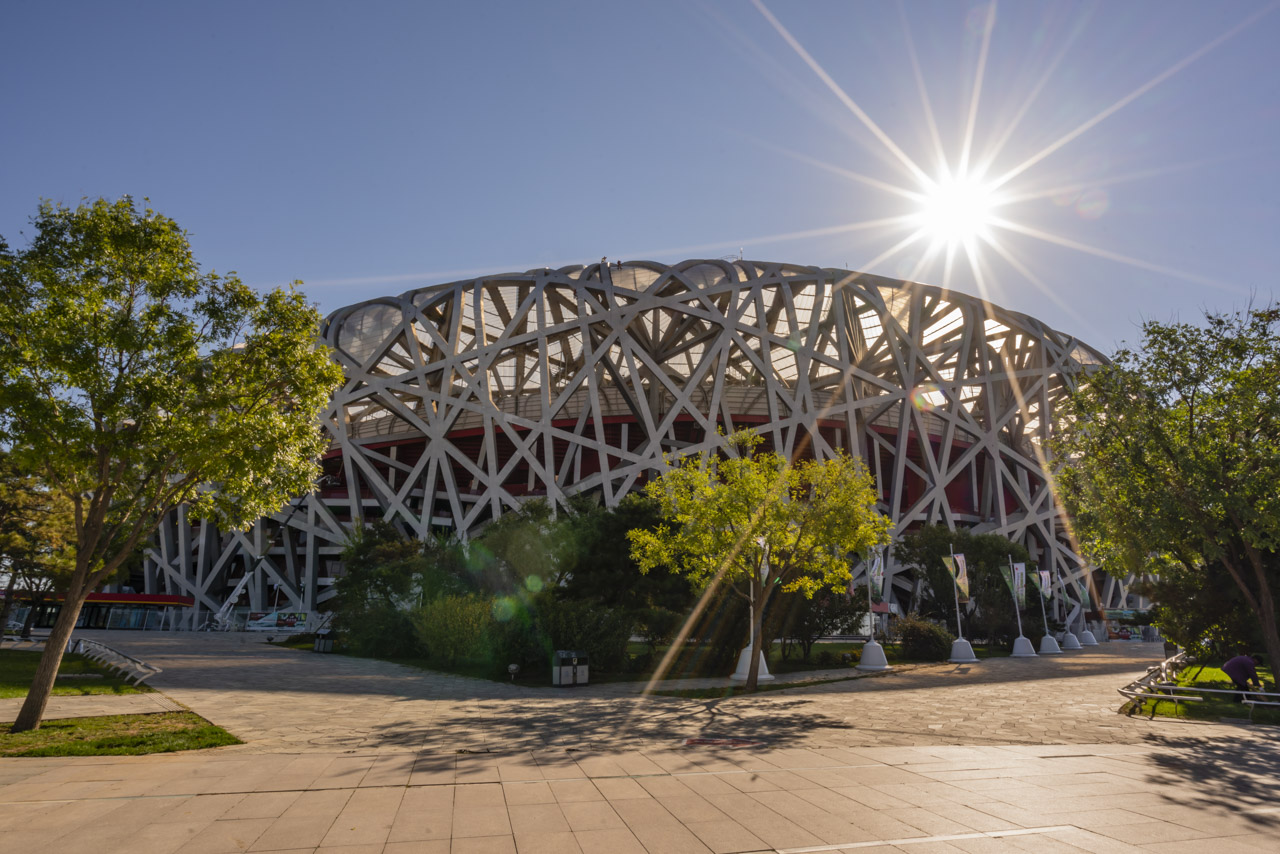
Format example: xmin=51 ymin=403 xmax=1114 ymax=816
xmin=413 ymin=593 xmax=494 ymax=666
xmin=0 ymin=197 xmax=344 ymax=732
xmin=628 ymin=430 xmax=890 ymax=690
xmin=775 ymin=589 xmax=869 ymax=662
xmin=334 ymin=520 xmax=426 ymax=657
xmin=556 ymin=493 xmax=695 ymax=650
xmin=0 ymin=453 xmax=76 ymax=633
xmin=895 ymin=524 xmax=1032 ymax=644
xmin=1130 ymin=558 xmax=1258 ymax=660
xmin=1055 ymin=307 xmax=1280 ymax=669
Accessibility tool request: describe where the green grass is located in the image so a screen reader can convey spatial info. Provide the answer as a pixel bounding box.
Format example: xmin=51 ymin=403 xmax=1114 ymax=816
xmin=0 ymin=650 xmax=153 ymax=699
xmin=1135 ymin=662 xmax=1280 ymax=725
xmin=267 ymin=634 xmax=319 ymax=651
xmin=0 ymin=712 xmax=241 ymax=756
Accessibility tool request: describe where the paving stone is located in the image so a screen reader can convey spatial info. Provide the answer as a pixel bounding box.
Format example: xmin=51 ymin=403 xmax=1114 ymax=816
xmin=4 ymin=634 xmax=1279 ymax=854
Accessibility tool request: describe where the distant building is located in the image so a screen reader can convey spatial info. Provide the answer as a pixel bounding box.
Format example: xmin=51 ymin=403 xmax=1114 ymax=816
xmin=144 ymin=259 xmax=1124 ymax=629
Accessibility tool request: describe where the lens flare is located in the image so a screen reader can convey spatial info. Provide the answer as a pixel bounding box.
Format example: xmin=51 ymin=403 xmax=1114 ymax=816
xmin=915 ymin=172 xmax=1000 ymax=247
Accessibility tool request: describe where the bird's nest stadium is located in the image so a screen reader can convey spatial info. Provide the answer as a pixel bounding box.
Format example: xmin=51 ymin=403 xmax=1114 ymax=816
xmin=142 ymin=259 xmax=1135 ymax=630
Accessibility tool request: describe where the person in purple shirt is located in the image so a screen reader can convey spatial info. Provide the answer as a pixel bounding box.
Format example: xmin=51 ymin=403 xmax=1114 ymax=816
xmin=1222 ymin=654 xmax=1264 ymax=702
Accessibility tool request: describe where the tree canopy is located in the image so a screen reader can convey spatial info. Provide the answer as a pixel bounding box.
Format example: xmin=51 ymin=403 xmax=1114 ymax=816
xmin=1054 ymin=307 xmax=1280 ymax=668
xmin=0 ymin=197 xmax=344 ymax=731
xmin=628 ymin=430 xmax=890 ymax=690
xmin=894 ymin=524 xmax=1034 ymax=642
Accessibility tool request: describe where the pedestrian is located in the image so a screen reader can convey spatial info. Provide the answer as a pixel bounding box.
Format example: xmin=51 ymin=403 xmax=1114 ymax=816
xmin=1222 ymin=653 xmax=1264 ymax=703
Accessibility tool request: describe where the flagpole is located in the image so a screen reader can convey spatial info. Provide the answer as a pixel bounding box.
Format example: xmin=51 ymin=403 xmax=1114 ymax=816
xmin=866 ymin=549 xmax=875 ymax=642
xmin=1008 ymin=555 xmax=1024 ymax=638
xmin=950 ymin=544 xmax=963 ymax=639
xmin=946 ymin=544 xmax=978 ymax=664
xmin=1035 ymin=566 xmax=1062 ymax=654
xmin=1009 ymin=556 xmax=1037 ymax=657
xmin=1037 ymin=573 xmax=1049 ymax=634
xmin=857 ymin=548 xmax=891 ymax=671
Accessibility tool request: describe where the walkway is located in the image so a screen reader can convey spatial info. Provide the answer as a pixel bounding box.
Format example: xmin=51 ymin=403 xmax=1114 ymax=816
xmin=1 ymin=631 xmax=1277 ymax=852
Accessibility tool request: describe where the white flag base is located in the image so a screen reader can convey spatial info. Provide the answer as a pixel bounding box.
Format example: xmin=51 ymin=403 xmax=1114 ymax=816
xmin=1038 ymin=634 xmax=1063 ymax=655
xmin=949 ymin=638 xmax=980 ymax=663
xmin=730 ymin=647 xmax=775 ymax=681
xmin=856 ymin=640 xmax=892 ymax=671
xmin=1060 ymin=632 xmax=1083 ymax=650
xmin=1079 ymin=630 xmax=1098 ymax=646
xmin=1010 ymin=636 xmax=1038 ymax=657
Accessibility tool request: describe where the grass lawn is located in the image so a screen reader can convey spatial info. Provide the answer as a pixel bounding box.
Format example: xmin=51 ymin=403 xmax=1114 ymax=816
xmin=0 ymin=649 xmax=153 ymax=699
xmin=0 ymin=712 xmax=241 ymax=757
xmin=1136 ymin=662 xmax=1280 ymax=726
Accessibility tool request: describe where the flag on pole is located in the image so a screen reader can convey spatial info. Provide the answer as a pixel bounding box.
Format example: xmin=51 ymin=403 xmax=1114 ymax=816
xmin=1013 ymin=562 xmax=1026 ymax=609
xmin=999 ymin=564 xmax=1016 ymax=605
xmin=1036 ymin=569 xmax=1051 ymax=600
xmin=869 ymin=553 xmax=885 ymax=603
xmin=943 ymin=554 xmax=970 ymax=603
xmin=1078 ymin=580 xmax=1093 ymax=610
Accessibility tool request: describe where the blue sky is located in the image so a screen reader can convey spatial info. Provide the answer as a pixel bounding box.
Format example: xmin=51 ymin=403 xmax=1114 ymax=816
xmin=3 ymin=1 xmax=1277 ymax=351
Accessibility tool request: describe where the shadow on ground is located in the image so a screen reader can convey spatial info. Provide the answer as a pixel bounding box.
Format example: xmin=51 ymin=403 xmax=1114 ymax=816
xmin=1141 ymin=733 xmax=1280 ymax=828
xmin=365 ymin=695 xmax=849 ymax=751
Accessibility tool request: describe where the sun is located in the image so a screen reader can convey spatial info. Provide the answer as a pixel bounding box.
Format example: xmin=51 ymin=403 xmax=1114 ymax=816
xmin=914 ymin=171 xmax=1001 ymax=249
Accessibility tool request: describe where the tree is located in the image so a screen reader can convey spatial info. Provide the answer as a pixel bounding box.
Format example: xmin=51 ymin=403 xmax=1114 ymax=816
xmin=1054 ymin=307 xmax=1280 ymax=670
xmin=0 ymin=452 xmax=75 ymax=633
xmin=895 ymin=524 xmax=1032 ymax=644
xmin=774 ymin=589 xmax=869 ymax=662
xmin=0 ymin=197 xmax=344 ymax=731
xmin=332 ymin=520 xmax=425 ymax=657
xmin=628 ymin=430 xmax=890 ymax=690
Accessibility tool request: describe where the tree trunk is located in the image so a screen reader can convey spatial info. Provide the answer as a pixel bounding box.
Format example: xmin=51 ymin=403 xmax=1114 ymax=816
xmin=746 ymin=577 xmax=764 ymax=692
xmin=19 ymin=593 xmax=42 ymax=638
xmin=10 ymin=593 xmax=84 ymax=733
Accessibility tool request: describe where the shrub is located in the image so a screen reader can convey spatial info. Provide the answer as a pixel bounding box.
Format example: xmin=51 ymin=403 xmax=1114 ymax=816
xmin=413 ymin=594 xmax=494 ymax=666
xmin=813 ymin=649 xmax=841 ymax=667
xmin=539 ymin=597 xmax=635 ymax=672
xmin=338 ymin=603 xmax=422 ymax=659
xmin=896 ymin=613 xmax=955 ymax=661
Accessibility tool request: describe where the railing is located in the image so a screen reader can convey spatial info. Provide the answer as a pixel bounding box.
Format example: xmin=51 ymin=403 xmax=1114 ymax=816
xmin=65 ymin=638 xmax=163 ymax=686
xmin=1120 ymin=652 xmax=1280 ymax=720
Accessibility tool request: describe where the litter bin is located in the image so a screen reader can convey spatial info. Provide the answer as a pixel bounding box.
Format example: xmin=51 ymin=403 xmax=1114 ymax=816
xmin=314 ymin=629 xmax=333 ymax=653
xmin=552 ymin=650 xmax=588 ymax=686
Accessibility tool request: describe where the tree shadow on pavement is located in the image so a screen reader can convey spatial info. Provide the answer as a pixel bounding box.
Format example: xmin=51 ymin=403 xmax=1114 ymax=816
xmin=1140 ymin=733 xmax=1280 ymax=828
xmin=367 ymin=695 xmax=848 ymax=752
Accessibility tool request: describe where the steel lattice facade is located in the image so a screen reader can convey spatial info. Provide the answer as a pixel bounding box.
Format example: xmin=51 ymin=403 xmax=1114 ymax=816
xmin=145 ymin=259 xmax=1132 ymax=629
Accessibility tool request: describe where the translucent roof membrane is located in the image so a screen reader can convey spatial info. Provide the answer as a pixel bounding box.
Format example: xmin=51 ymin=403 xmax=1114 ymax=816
xmin=338 ymin=303 xmax=403 ymax=365
xmin=921 ymin=307 xmax=964 ymax=346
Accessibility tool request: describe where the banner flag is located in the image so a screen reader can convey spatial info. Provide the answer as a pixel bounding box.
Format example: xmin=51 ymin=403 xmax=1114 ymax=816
xmin=1013 ymin=562 xmax=1027 ymax=609
xmin=1000 ymin=565 xmax=1014 ymax=597
xmin=944 ymin=554 xmax=970 ymax=603
xmin=869 ymin=553 xmax=885 ymax=602
xmin=1036 ymin=569 xmax=1051 ymax=600
xmin=1078 ymin=580 xmax=1093 ymax=609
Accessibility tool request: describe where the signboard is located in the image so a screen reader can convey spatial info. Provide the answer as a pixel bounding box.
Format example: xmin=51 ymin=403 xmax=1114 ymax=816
xmin=246 ymin=611 xmax=310 ymax=632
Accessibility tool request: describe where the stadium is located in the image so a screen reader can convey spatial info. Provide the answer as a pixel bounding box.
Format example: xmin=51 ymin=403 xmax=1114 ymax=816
xmin=142 ymin=259 xmax=1126 ymax=631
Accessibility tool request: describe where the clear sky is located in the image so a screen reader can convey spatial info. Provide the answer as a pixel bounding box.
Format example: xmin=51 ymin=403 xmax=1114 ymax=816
xmin=3 ymin=1 xmax=1277 ymax=352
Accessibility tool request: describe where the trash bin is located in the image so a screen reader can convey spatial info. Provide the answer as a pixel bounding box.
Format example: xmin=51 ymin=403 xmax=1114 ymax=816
xmin=314 ymin=629 xmax=333 ymax=653
xmin=552 ymin=650 xmax=588 ymax=686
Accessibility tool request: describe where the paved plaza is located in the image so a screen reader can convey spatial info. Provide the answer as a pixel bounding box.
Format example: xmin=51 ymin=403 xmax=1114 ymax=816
xmin=2 ymin=633 xmax=1279 ymax=853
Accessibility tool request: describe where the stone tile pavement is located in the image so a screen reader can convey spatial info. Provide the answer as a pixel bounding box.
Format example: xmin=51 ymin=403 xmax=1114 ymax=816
xmin=2 ymin=631 xmax=1278 ymax=852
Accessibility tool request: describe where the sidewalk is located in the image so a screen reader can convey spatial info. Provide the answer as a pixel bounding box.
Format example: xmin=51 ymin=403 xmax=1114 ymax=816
xmin=1 ymin=632 xmax=1277 ymax=852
